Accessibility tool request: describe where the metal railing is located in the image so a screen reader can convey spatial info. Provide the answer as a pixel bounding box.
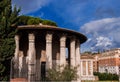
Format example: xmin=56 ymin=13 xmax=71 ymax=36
xmin=10 ymin=57 xmax=28 ymax=80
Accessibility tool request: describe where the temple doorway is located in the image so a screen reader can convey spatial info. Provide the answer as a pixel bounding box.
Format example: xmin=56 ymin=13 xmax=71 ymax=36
xmin=41 ymin=62 xmax=46 ymax=81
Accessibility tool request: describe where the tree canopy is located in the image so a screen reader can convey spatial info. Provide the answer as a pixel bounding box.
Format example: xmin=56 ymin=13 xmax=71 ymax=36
xmin=0 ymin=0 xmax=58 ymax=81
xmin=18 ymin=15 xmax=57 ymax=26
xmin=0 ymin=0 xmax=20 ymax=81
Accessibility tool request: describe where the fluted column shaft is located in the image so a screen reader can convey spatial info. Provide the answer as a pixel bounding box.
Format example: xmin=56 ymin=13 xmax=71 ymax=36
xmin=91 ymin=61 xmax=93 ymax=76
xmin=28 ymin=33 xmax=36 ymax=82
xmin=46 ymin=32 xmax=52 ymax=69
xmin=70 ymin=37 xmax=76 ymax=67
xmin=86 ymin=61 xmax=88 ymax=76
xmin=14 ymin=35 xmax=20 ymax=77
xmin=14 ymin=35 xmax=19 ymax=61
xmin=75 ymin=40 xmax=81 ymax=82
xmin=81 ymin=61 xmax=83 ymax=76
xmin=60 ymin=35 xmax=66 ymax=67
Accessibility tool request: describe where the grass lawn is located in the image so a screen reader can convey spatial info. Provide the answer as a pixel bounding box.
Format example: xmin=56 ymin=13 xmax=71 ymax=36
xmin=97 ymin=81 xmax=118 ymax=82
xmin=83 ymin=81 xmax=118 ymax=82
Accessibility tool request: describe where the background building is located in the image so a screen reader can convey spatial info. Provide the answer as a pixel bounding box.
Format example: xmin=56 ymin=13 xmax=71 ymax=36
xmin=80 ymin=48 xmax=120 ymax=80
xmin=93 ymin=54 xmax=100 ymax=72
xmin=81 ymin=54 xmax=95 ymax=80
xmin=98 ymin=48 xmax=120 ymax=75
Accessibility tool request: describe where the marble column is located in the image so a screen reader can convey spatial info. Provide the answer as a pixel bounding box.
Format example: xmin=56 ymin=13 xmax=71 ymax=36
xmin=28 ymin=33 xmax=36 ymax=81
xmin=14 ymin=35 xmax=19 ymax=61
xmin=81 ymin=61 xmax=83 ymax=76
xmin=75 ymin=40 xmax=81 ymax=82
xmin=70 ymin=37 xmax=76 ymax=67
xmin=56 ymin=53 xmax=60 ymax=68
xmin=18 ymin=51 xmax=24 ymax=77
xmin=60 ymin=35 xmax=66 ymax=68
xmin=14 ymin=35 xmax=20 ymax=77
xmin=46 ymin=32 xmax=52 ymax=69
xmin=86 ymin=61 xmax=88 ymax=76
xmin=90 ymin=61 xmax=93 ymax=76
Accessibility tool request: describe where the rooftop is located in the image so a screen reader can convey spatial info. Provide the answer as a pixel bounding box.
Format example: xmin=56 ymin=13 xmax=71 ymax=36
xmin=17 ymin=25 xmax=87 ymax=44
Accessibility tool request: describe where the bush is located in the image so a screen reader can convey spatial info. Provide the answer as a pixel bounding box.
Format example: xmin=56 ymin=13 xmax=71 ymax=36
xmin=18 ymin=15 xmax=58 ymax=26
xmin=42 ymin=20 xmax=57 ymax=26
xmin=18 ymin=15 xmax=30 ymax=25
xmin=46 ymin=65 xmax=78 ymax=81
xmin=27 ymin=18 xmax=42 ymax=25
xmin=93 ymin=72 xmax=119 ymax=81
xmin=18 ymin=16 xmax=43 ymax=25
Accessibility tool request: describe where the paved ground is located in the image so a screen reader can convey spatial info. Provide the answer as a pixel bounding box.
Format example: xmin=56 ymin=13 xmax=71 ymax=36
xmin=10 ymin=78 xmax=28 ymax=82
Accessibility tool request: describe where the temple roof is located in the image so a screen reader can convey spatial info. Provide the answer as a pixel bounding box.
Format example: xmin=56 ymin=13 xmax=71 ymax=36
xmin=17 ymin=25 xmax=87 ymax=44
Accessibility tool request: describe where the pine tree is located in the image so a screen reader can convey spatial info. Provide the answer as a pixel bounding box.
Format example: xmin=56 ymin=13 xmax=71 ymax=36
xmin=0 ymin=0 xmax=20 ymax=81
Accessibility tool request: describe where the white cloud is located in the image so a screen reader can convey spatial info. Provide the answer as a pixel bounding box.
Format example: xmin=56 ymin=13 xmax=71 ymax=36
xmin=12 ymin=0 xmax=51 ymax=14
xmin=81 ymin=18 xmax=120 ymax=34
xmin=96 ymin=36 xmax=112 ymax=47
xmin=80 ymin=17 xmax=120 ymax=51
xmin=91 ymin=36 xmax=112 ymax=51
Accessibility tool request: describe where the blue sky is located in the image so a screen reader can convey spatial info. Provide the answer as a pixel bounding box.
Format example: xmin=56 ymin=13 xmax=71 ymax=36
xmin=12 ymin=0 xmax=120 ymax=52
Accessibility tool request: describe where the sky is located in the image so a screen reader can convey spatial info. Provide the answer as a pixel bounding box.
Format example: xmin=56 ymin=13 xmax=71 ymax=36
xmin=12 ymin=0 xmax=120 ymax=52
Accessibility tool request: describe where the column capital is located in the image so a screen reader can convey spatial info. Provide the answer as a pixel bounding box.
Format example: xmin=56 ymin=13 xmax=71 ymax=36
xmin=29 ymin=33 xmax=35 ymax=41
xmin=70 ymin=36 xmax=76 ymax=41
xmin=46 ymin=32 xmax=53 ymax=41
xmin=76 ymin=39 xmax=80 ymax=48
xmin=59 ymin=33 xmax=67 ymax=38
xmin=59 ymin=33 xmax=67 ymax=36
xmin=46 ymin=31 xmax=54 ymax=34
xmin=60 ymin=35 xmax=66 ymax=42
xmin=76 ymin=39 xmax=80 ymax=43
xmin=15 ymin=35 xmax=20 ymax=40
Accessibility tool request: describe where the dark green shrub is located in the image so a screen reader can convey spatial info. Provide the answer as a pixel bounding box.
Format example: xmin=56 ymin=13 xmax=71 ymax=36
xmin=42 ymin=20 xmax=57 ymax=26
xmin=18 ymin=16 xmax=43 ymax=25
xmin=94 ymin=72 xmax=119 ymax=81
xmin=0 ymin=0 xmax=20 ymax=80
xmin=18 ymin=15 xmax=57 ymax=26
xmin=18 ymin=15 xmax=30 ymax=25
xmin=46 ymin=65 xmax=78 ymax=81
xmin=27 ymin=18 xmax=42 ymax=25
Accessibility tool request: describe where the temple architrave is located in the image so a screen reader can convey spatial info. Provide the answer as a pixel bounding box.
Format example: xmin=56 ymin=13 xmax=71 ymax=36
xmin=11 ymin=25 xmax=87 ymax=82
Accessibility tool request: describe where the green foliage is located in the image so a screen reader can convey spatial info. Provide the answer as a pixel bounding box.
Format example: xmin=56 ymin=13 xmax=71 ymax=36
xmin=18 ymin=15 xmax=43 ymax=25
xmin=27 ymin=17 xmax=42 ymax=25
xmin=93 ymin=72 xmax=119 ymax=81
xmin=18 ymin=15 xmax=30 ymax=25
xmin=0 ymin=0 xmax=20 ymax=81
xmin=42 ymin=20 xmax=57 ymax=26
xmin=0 ymin=63 xmax=5 ymax=77
xmin=18 ymin=15 xmax=57 ymax=26
xmin=83 ymin=51 xmax=92 ymax=54
xmin=46 ymin=65 xmax=78 ymax=81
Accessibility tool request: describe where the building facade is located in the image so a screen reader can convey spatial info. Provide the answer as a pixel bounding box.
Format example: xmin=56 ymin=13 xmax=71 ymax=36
xmin=80 ymin=54 xmax=95 ymax=80
xmin=98 ymin=48 xmax=120 ymax=75
xmin=11 ymin=25 xmax=87 ymax=82
xmin=93 ymin=54 xmax=100 ymax=72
